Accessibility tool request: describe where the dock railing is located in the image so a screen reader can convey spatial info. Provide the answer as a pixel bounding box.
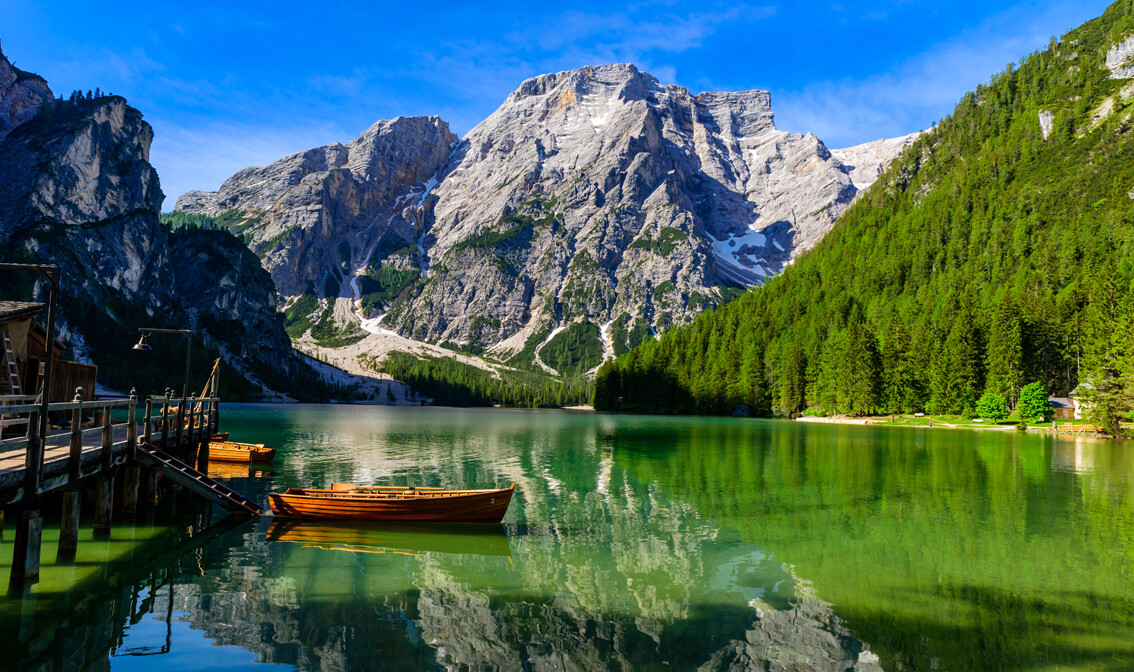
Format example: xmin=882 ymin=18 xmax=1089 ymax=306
xmin=2 ymin=388 xmax=222 ymax=587
xmin=0 ymin=389 xmax=220 ymax=503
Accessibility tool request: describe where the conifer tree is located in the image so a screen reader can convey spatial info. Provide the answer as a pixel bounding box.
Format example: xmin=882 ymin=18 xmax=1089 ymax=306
xmin=816 ymin=331 xmax=843 ymax=414
xmin=985 ymin=295 xmax=1023 ymax=405
xmin=1077 ymin=266 xmax=1129 ymax=434
xmin=778 ymin=340 xmax=805 ymax=417
xmin=839 ymin=320 xmax=881 ymax=415
xmin=882 ymin=317 xmax=920 ymax=413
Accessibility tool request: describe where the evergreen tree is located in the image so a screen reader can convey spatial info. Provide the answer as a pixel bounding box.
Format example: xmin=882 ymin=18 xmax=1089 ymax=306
xmin=839 ymin=320 xmax=881 ymax=415
xmin=815 ymin=331 xmax=844 ymax=414
xmin=984 ymin=295 xmax=1023 ymax=405
xmin=1078 ymin=266 xmax=1130 ymax=434
xmin=594 ymin=5 xmax=1134 ymax=419
xmin=778 ymin=340 xmax=806 ymax=416
xmin=593 ymin=360 xmax=621 ymax=410
xmin=882 ymin=317 xmax=921 ymax=413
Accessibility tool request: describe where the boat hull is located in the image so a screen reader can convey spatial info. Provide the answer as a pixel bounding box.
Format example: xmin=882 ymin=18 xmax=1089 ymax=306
xmin=269 ymin=485 xmax=514 ymax=523
xmin=209 ymin=441 xmax=276 ymax=463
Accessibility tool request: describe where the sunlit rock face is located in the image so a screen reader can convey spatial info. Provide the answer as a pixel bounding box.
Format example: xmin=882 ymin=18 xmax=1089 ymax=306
xmin=175 ymin=116 xmax=458 ymax=299
xmin=176 ymin=64 xmax=917 ymax=354
xmin=0 ymin=44 xmax=292 ymax=387
xmin=0 ymin=41 xmax=52 ymax=142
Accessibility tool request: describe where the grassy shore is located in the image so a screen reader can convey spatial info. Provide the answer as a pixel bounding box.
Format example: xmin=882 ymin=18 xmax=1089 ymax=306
xmin=797 ymin=413 xmax=1107 ymax=433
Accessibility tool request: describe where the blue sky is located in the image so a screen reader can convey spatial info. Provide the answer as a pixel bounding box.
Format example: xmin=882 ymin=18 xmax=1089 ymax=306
xmin=1 ymin=0 xmax=1110 ymax=209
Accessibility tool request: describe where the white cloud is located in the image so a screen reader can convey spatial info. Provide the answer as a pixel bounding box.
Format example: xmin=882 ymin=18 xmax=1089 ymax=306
xmin=772 ymin=0 xmax=1104 ymax=146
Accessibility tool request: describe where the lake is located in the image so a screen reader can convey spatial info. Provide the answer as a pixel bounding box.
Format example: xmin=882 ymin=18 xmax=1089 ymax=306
xmin=1 ymin=404 xmax=1131 ymax=671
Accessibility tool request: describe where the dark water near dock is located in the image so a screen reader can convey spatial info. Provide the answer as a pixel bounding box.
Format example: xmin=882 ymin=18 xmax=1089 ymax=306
xmin=2 ymin=404 xmax=1132 ymax=671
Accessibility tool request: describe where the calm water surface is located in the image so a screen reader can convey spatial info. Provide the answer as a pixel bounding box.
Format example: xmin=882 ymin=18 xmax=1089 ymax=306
xmin=1 ymin=405 xmax=1132 ymax=671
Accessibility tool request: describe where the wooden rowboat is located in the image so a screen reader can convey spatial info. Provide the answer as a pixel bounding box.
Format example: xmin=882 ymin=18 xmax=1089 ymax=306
xmin=269 ymin=483 xmax=515 ymax=523
xmin=208 ymin=440 xmax=276 ymax=463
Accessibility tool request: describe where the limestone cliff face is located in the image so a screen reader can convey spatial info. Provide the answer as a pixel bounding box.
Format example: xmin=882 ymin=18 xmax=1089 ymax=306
xmin=175 ymin=116 xmax=458 ymax=298
xmin=0 ymin=41 xmax=51 ymax=141
xmin=176 ymin=64 xmax=917 ymax=358
xmin=0 ymin=45 xmax=292 ymax=392
xmin=391 ymin=64 xmax=917 ymax=350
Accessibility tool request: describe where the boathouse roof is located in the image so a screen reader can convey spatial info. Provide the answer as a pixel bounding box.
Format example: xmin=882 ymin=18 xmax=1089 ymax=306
xmin=1048 ymin=397 xmax=1075 ymax=409
xmin=0 ymin=301 xmax=45 ymax=325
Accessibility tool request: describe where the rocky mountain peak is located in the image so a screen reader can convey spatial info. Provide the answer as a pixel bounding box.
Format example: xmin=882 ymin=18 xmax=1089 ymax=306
xmin=175 ymin=115 xmax=458 ymax=298
xmin=0 ymin=41 xmax=53 ymax=141
xmin=175 ymin=64 xmax=920 ymax=367
xmin=0 ymin=45 xmax=296 ymax=397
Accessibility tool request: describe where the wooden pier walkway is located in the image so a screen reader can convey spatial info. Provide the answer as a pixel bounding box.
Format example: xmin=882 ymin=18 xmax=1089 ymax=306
xmin=0 ymin=388 xmax=260 ymax=588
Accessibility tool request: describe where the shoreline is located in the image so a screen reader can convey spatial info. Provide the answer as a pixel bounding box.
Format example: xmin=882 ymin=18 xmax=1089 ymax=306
xmin=794 ymin=414 xmax=1124 ymax=438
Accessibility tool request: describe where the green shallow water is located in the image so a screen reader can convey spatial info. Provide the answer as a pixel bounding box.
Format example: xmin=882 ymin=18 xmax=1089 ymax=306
xmin=1 ymin=404 xmax=1132 ymax=671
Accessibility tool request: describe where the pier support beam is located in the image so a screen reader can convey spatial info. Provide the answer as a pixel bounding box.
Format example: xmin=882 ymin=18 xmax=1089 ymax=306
xmin=59 ymin=389 xmax=84 ymax=561
xmin=144 ymin=468 xmax=161 ymax=505
xmin=92 ymin=475 xmax=115 ymax=538
xmin=57 ymin=490 xmax=81 ymax=562
xmin=122 ymin=466 xmax=141 ymax=516
xmin=9 ymin=502 xmax=43 ymax=587
xmin=196 ymin=438 xmax=210 ymax=472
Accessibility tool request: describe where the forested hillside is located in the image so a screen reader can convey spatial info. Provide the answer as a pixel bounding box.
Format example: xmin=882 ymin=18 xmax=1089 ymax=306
xmin=596 ymin=1 xmax=1134 ymax=432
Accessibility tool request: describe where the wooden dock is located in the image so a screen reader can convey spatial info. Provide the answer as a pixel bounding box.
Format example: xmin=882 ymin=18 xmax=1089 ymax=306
xmin=0 ymin=388 xmax=260 ymax=589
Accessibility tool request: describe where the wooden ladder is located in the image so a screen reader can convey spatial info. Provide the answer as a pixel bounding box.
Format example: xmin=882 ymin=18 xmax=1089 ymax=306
xmin=136 ymin=444 xmax=263 ymax=515
xmin=1 ymin=330 xmax=21 ymax=396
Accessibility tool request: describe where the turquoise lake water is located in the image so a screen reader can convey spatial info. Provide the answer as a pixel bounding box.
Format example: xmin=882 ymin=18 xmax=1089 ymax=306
xmin=1 ymin=404 xmax=1131 ymax=671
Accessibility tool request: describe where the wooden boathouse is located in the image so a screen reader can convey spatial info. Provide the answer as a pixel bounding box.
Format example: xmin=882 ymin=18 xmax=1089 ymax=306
xmin=0 ymin=264 xmax=261 ymax=590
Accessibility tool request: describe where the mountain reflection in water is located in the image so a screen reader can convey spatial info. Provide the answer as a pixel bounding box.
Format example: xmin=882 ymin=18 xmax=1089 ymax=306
xmin=3 ymin=405 xmax=1130 ymax=671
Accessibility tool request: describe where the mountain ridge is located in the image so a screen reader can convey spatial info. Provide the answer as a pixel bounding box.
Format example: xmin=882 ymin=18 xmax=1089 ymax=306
xmin=0 ymin=44 xmax=323 ymax=400
xmin=174 ymin=63 xmax=920 ymax=366
xmin=594 ymin=0 xmax=1134 ymax=431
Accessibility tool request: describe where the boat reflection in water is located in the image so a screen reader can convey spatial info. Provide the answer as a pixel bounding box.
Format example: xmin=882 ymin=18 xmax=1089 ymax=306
xmin=207 ymin=460 xmax=275 ymax=480
xmin=266 ymin=518 xmax=513 ymax=560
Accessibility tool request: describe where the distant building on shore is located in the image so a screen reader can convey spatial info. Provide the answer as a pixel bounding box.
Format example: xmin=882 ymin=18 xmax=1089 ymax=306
xmin=1048 ymin=396 xmax=1079 ymax=420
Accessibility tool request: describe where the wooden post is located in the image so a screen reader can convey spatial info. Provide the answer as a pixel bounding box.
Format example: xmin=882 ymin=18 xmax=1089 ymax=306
xmin=214 ymin=365 xmax=221 ymax=431
xmin=161 ymin=391 xmax=171 ymax=452
xmin=101 ymin=400 xmax=113 ymax=471
xmin=12 ymin=409 xmax=45 ymax=586
xmin=93 ymin=405 xmax=115 ymax=535
xmin=189 ymin=395 xmax=198 ymax=445
xmin=122 ymin=466 xmax=140 ymax=516
xmin=10 ymin=503 xmax=42 ymax=586
xmin=198 ymin=436 xmax=210 ymax=471
xmin=57 ymin=491 xmax=81 ymax=563
xmin=141 ymin=395 xmax=160 ymax=506
xmin=122 ymin=389 xmax=140 ymax=517
xmin=93 ymin=474 xmax=114 ymax=536
xmin=145 ymin=468 xmax=160 ymax=505
xmin=24 ymin=408 xmax=42 ymax=497
xmin=175 ymin=395 xmax=186 ymax=460
xmin=58 ymin=389 xmax=85 ymax=561
xmin=67 ymin=389 xmax=83 ymax=484
xmin=127 ymin=388 xmax=138 ymax=460
xmin=144 ymin=396 xmax=153 ymax=447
